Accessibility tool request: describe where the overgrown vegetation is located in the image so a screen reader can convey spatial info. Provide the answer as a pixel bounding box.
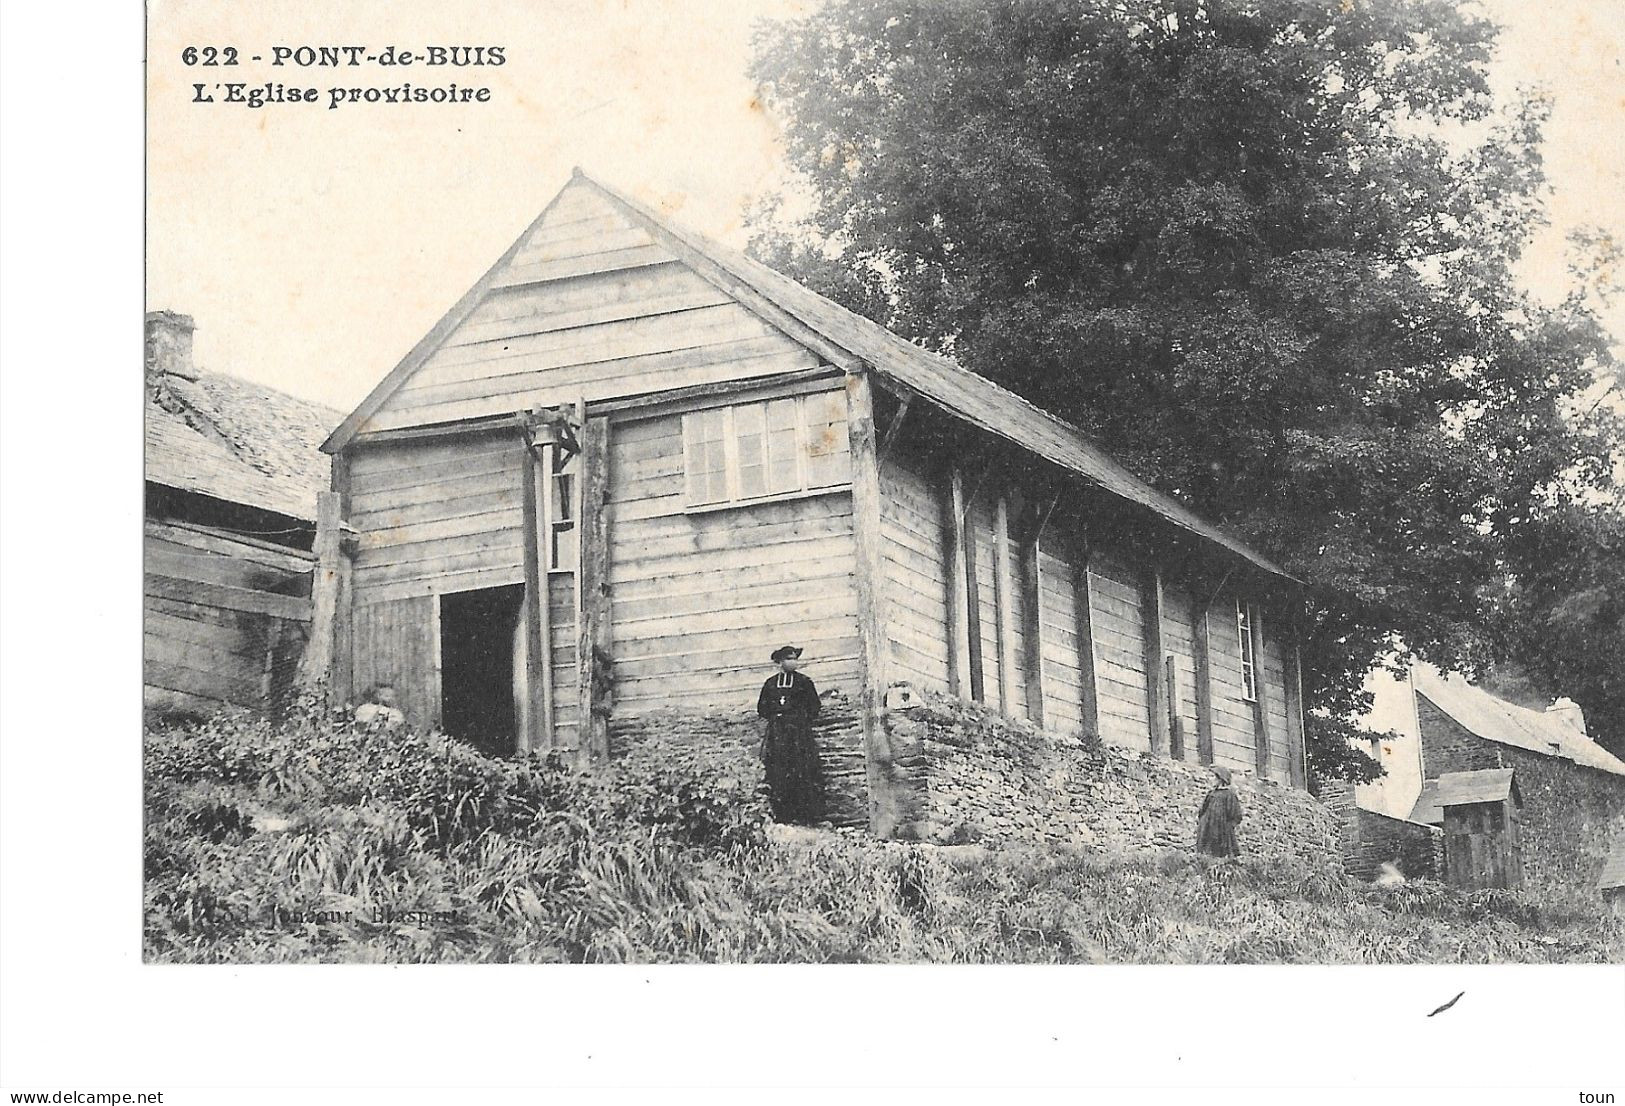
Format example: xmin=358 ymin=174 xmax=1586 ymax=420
xmin=747 ymin=0 xmax=1625 ymax=764
xmin=145 ymin=708 xmax=1624 ymax=963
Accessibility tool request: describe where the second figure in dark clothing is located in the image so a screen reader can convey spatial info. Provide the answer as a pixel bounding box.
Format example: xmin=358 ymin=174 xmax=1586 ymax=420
xmin=757 ymin=645 xmax=825 ymax=824
xmin=1196 ymin=765 xmax=1243 ymax=858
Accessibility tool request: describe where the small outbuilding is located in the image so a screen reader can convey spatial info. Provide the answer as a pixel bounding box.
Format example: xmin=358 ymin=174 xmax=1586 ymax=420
xmin=1599 ymin=840 xmax=1625 ymax=916
xmin=144 ymin=310 xmax=341 ymax=719
xmin=1427 ymin=768 xmax=1524 ymax=891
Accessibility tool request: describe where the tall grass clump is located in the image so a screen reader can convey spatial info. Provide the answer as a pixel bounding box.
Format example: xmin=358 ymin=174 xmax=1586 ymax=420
xmin=144 ymin=702 xmax=1625 ymax=964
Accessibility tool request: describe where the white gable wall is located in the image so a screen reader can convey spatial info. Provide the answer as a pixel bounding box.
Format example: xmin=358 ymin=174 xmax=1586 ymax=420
xmin=362 ymin=181 xmax=824 ymax=433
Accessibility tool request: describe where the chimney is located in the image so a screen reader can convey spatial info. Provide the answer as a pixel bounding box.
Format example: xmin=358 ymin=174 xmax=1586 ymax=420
xmin=1546 ymin=697 xmax=1586 ymax=736
xmin=145 ymin=310 xmax=197 ymax=396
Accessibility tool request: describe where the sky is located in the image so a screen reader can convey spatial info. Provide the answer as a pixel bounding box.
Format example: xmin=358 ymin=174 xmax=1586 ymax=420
xmin=146 ymin=0 xmax=1625 ymax=414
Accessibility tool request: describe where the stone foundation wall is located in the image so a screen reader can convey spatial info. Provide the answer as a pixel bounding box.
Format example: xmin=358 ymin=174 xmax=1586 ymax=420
xmin=607 ymin=696 xmax=868 ymax=828
xmin=1358 ymin=810 xmax=1442 ymax=881
xmin=1318 ymin=779 xmax=1442 ymax=881
xmin=878 ymin=691 xmax=1340 ymax=869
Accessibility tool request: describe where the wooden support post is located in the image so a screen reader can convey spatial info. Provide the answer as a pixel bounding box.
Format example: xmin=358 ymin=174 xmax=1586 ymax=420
xmin=1165 ymin=655 xmax=1185 ymax=761
xmin=428 ymin=594 xmax=444 ymax=731
xmin=877 ymin=392 xmax=912 ymax=463
xmin=1250 ymin=600 xmax=1273 ymax=777
xmin=1068 ymin=531 xmax=1102 ymax=738
xmin=577 ymin=415 xmax=612 ymax=765
xmin=1284 ymin=602 xmax=1308 ymax=789
xmin=992 ymin=494 xmax=1017 ymax=717
xmin=330 ymin=454 xmax=354 ymax=706
xmin=960 ymin=477 xmax=986 ymax=703
xmin=519 ymin=439 xmax=553 ymax=755
xmin=846 ymin=371 xmax=896 ymax=834
xmin=1019 ymin=529 xmax=1047 ymax=728
xmin=937 ymin=466 xmax=970 ymax=698
xmin=1142 ymin=566 xmax=1169 ymax=756
xmin=301 ymin=451 xmax=354 ymax=707
xmin=1190 ymin=591 xmax=1216 ymax=766
xmin=297 ymin=489 xmax=346 ymax=696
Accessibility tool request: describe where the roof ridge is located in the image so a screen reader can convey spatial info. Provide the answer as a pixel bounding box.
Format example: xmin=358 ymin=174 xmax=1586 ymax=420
xmin=193 ymin=369 xmax=345 ymax=419
xmin=573 ymin=168 xmax=1112 ymax=451
xmin=571 ymin=169 xmax=1292 ymax=581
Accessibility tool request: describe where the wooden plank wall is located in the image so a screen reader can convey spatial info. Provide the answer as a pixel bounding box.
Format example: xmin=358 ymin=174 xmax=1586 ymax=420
xmin=1035 ymin=541 xmax=1086 ymax=735
xmin=875 ymin=444 xmax=1301 ymax=782
xmin=1261 ymin=633 xmax=1294 ymax=781
xmin=605 ymin=395 xmax=861 ymax=714
xmin=348 ymin=430 xmax=586 ymax=747
xmin=1089 ymin=552 xmax=1151 ymax=751
xmin=365 ymin=182 xmax=822 ymax=434
xmin=143 ymin=520 xmax=313 ymax=715
xmin=878 ymin=458 xmax=953 ymax=695
xmin=351 ymin=594 xmax=439 ymax=729
xmin=348 ymin=431 xmax=528 ymax=604
xmin=1162 ymin=581 xmax=1201 ymax=758
xmin=549 ymin=573 xmax=580 ymax=747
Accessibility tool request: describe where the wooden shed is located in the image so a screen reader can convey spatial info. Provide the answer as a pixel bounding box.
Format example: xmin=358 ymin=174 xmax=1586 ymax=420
xmin=1433 ymin=768 xmax=1524 ymax=890
xmin=311 ymin=170 xmax=1311 ymax=833
xmin=144 ymin=311 xmax=340 ymax=719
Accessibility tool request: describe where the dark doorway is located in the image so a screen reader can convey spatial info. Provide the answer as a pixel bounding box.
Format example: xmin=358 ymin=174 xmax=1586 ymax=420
xmin=439 ymin=584 xmax=523 ymax=758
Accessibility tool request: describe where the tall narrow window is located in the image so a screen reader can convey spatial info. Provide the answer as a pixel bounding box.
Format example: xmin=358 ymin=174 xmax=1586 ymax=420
xmin=1236 ymin=599 xmax=1258 ymax=702
xmin=765 ymin=397 xmax=802 ymax=493
xmin=734 ymin=402 xmax=767 ymax=499
xmin=683 ymin=407 xmax=729 ymax=506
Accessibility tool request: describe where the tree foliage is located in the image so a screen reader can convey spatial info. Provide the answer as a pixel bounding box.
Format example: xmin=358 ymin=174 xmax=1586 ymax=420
xmin=747 ymin=0 xmax=1625 ymax=765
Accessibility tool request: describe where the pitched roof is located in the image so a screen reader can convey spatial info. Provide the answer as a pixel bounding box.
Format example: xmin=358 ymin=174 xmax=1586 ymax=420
xmin=324 ymin=169 xmax=1293 ymax=583
xmin=1408 ymin=769 xmax=1520 ymax=824
xmin=577 ymin=172 xmax=1292 ymax=582
xmin=146 ymin=372 xmax=341 ymax=522
xmin=1413 ymin=663 xmax=1625 ymax=778
xmin=1408 ymin=781 xmax=1442 ymax=825
xmin=1435 ymin=768 xmax=1518 ymax=807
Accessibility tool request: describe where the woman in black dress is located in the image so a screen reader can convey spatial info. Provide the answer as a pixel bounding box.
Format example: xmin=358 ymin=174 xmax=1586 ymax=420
xmin=756 ymin=645 xmax=825 ymax=824
xmin=1196 ymin=765 xmax=1243 ymax=858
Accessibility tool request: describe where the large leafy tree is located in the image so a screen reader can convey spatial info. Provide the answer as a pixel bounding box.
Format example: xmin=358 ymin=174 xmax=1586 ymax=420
xmin=747 ymin=0 xmax=1625 ymax=770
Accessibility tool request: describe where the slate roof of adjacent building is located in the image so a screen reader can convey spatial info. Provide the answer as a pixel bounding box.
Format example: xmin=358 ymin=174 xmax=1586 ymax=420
xmin=146 ymin=372 xmax=341 ymax=523
xmin=1411 ymin=663 xmax=1625 ymax=778
xmin=325 ymin=168 xmax=1295 ymax=583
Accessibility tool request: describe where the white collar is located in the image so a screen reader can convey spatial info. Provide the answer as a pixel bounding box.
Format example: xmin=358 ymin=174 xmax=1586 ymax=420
xmin=776 ymin=671 xmax=794 ymax=687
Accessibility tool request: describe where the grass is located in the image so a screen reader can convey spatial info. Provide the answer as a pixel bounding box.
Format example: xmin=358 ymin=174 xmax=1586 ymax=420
xmin=143 ymin=706 xmax=1625 ymax=964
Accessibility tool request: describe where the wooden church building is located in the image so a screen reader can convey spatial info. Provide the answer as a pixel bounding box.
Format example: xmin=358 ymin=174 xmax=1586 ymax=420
xmin=314 ymin=169 xmax=1309 ymax=832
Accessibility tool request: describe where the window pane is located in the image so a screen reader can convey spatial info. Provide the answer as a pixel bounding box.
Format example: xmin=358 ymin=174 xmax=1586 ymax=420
xmin=1237 ymin=602 xmax=1257 ymax=700
xmin=735 ymin=402 xmax=766 ymax=499
xmin=685 ymin=409 xmax=729 ymax=505
xmin=764 ymin=397 xmax=800 ymax=493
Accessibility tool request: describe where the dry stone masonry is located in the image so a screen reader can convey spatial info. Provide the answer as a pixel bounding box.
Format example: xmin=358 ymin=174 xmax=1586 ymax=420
xmin=609 ymin=685 xmax=1341 ymax=870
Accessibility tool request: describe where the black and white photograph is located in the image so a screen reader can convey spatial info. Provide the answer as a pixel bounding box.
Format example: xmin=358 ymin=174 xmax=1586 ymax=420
xmin=2 ymin=0 xmax=1624 ymax=1100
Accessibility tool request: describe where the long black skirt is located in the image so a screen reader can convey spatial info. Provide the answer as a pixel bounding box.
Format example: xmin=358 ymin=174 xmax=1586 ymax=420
xmin=762 ymin=716 xmax=825 ymax=824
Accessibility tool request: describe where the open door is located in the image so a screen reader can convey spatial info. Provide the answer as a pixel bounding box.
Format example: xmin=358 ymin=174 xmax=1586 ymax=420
xmin=438 ymin=583 xmax=524 ymax=758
